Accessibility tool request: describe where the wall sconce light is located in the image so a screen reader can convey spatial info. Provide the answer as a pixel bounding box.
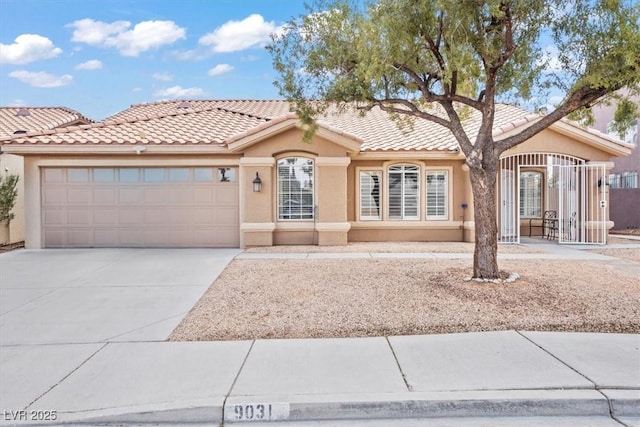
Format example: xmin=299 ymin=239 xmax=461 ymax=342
xmin=252 ymin=172 xmax=262 ymax=192
xmin=597 ymin=178 xmax=610 ymax=190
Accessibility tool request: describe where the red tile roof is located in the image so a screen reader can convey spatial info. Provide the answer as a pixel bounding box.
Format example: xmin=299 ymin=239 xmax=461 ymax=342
xmin=0 ymin=106 xmax=93 ymax=138
xmin=1 ymin=100 xmax=628 ymax=153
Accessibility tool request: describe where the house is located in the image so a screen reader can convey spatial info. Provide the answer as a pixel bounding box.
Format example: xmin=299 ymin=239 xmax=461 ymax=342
xmin=0 ymin=107 xmax=94 ymax=244
xmin=590 ymin=93 xmax=639 ymax=230
xmin=0 ymin=100 xmax=632 ymax=249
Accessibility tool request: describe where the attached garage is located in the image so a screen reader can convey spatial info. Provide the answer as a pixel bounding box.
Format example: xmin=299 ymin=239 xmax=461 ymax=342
xmin=41 ymin=166 xmax=239 ymax=248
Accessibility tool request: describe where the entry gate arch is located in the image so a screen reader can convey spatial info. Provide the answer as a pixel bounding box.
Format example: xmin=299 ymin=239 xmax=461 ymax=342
xmin=498 ymin=153 xmax=608 ymax=245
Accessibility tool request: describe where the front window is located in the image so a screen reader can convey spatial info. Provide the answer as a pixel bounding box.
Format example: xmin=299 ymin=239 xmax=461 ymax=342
xmin=388 ymin=164 xmax=419 ymax=220
xmin=359 ymin=171 xmax=382 ymax=220
xmin=278 ymin=157 xmax=314 ymax=220
xmin=609 ymin=173 xmax=620 ymax=189
xmin=622 ymin=171 xmax=638 ymax=189
xmin=426 ymin=171 xmax=448 ymax=219
xmin=520 ymin=171 xmax=542 ymax=218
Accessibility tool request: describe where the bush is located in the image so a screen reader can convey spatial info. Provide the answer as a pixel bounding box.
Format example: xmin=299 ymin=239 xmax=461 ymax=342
xmin=0 ymin=174 xmax=19 ymax=223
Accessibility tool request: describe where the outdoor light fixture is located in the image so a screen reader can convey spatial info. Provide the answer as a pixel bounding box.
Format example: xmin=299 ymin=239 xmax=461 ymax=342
xmin=252 ymin=172 xmax=262 ymax=192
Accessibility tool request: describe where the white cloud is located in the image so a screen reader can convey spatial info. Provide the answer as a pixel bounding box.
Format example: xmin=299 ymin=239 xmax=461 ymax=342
xmin=67 ymin=18 xmax=186 ymax=57
xmin=199 ymin=14 xmax=283 ymax=53
xmin=75 ymin=59 xmax=102 ymax=70
xmin=538 ymin=45 xmax=563 ymax=73
xmin=152 ymin=72 xmax=173 ymax=81
xmin=9 ymin=70 xmax=72 ymax=87
xmin=154 ymin=85 xmax=204 ymax=98
xmin=0 ymin=34 xmax=62 ymax=64
xmin=9 ymin=99 xmax=27 ymax=106
xmin=132 ymin=87 xmax=143 ymax=92
xmin=208 ymin=63 xmax=234 ymax=76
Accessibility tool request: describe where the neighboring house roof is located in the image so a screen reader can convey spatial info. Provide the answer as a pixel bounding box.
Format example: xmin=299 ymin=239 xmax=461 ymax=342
xmin=0 ymin=100 xmax=633 ymax=157
xmin=0 ymin=106 xmax=93 ymax=138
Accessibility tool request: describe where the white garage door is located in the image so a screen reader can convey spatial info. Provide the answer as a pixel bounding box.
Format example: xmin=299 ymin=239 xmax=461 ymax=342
xmin=41 ymin=167 xmax=239 ymax=248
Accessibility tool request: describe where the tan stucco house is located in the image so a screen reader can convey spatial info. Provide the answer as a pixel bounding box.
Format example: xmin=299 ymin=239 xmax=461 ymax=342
xmin=0 ymin=100 xmax=632 ymax=249
xmin=0 ymin=107 xmax=93 ymax=244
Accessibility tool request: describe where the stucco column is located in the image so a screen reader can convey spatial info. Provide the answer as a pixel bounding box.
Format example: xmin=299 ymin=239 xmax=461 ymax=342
xmin=240 ymin=157 xmax=275 ymax=247
xmin=315 ymin=157 xmax=351 ymax=245
xmin=461 ymin=164 xmax=475 ymax=242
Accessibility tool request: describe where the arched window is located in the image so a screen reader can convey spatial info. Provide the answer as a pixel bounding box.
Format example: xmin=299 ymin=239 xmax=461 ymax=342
xmin=388 ymin=164 xmax=419 ymax=220
xmin=277 ymin=157 xmax=314 ymax=220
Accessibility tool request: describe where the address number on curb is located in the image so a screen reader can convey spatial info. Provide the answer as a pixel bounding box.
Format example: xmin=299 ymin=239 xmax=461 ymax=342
xmin=226 ymin=403 xmax=290 ymax=422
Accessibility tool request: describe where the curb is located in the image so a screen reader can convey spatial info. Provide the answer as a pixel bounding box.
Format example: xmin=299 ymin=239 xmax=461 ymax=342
xmin=6 ymin=390 xmax=638 ymax=426
xmin=222 ymin=390 xmax=637 ymax=423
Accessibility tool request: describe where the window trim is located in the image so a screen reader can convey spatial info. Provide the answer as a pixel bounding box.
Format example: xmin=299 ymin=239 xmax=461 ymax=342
xmin=425 ymin=167 xmax=452 ymax=221
xmin=519 ymin=170 xmax=544 ymax=219
xmin=357 ymin=168 xmax=383 ymax=221
xmin=276 ymin=156 xmax=315 ymax=221
xmin=386 ymin=163 xmax=420 ymax=221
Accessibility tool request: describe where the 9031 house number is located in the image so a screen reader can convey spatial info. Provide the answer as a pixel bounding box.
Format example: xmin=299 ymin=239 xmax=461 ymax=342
xmin=230 ymin=403 xmax=290 ymax=422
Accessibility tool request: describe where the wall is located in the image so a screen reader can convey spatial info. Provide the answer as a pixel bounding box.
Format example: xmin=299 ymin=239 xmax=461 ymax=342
xmin=590 ymin=92 xmax=640 ymax=229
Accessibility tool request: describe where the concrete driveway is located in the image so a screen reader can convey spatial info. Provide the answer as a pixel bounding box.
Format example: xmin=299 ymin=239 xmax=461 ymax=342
xmin=0 ymin=248 xmax=241 ymax=345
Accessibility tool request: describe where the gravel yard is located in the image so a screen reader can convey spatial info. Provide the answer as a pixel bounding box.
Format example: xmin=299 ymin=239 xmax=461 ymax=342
xmin=170 ymin=251 xmax=639 ymax=341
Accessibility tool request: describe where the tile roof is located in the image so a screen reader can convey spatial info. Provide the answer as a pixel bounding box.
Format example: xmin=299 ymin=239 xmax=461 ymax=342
xmin=1 ymin=105 xmax=266 ymax=147
xmin=107 ymin=99 xmax=291 ymax=122
xmin=0 ymin=106 xmax=94 ymax=138
xmin=2 ymin=99 xmax=628 ymax=154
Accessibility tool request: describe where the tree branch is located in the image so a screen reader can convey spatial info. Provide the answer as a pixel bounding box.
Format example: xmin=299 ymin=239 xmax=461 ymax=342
xmin=496 ymin=84 xmax=615 ymax=152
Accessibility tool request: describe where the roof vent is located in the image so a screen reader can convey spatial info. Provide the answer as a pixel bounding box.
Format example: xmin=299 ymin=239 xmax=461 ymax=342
xmin=177 ymin=101 xmax=192 ymax=109
xmin=16 ymin=108 xmax=31 ymax=117
xmin=13 ymin=130 xmax=27 ymax=135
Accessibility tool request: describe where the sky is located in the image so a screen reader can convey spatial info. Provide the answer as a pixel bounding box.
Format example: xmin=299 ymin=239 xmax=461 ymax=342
xmin=0 ymin=0 xmax=309 ymax=120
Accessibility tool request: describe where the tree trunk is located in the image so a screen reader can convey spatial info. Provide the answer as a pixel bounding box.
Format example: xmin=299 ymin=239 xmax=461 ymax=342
xmin=468 ymin=162 xmax=500 ymax=279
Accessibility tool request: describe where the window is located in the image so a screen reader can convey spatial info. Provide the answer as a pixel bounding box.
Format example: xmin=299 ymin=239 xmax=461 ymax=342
xmin=609 ymin=173 xmax=621 ymax=189
xmin=520 ymin=171 xmax=542 ymax=218
xmin=194 ymin=168 xmax=214 ymax=182
xmin=67 ymin=168 xmax=89 ymax=183
xmin=93 ymin=168 xmax=115 ymax=183
xmin=278 ymin=157 xmax=314 ymax=220
xmin=217 ymin=167 xmax=236 ymax=182
xmin=143 ymin=168 xmax=165 ymax=183
xmin=426 ymin=171 xmax=448 ymax=219
xmin=388 ymin=164 xmax=419 ymax=220
xmin=622 ymin=171 xmax=638 ymax=189
xmin=359 ymin=171 xmax=381 ymax=220
xmin=119 ymin=168 xmax=139 ymax=182
xmin=168 ymin=168 xmax=189 ymax=182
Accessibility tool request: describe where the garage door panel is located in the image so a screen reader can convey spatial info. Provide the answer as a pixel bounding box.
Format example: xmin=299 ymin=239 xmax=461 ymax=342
xmin=66 ymin=229 xmax=92 ymax=247
xmin=43 ymin=209 xmax=66 ymax=226
xmin=119 ymin=229 xmax=144 ymax=246
xmin=119 ymin=188 xmax=142 ymax=205
xmin=143 ymin=209 xmax=168 ymax=224
xmin=118 ymin=209 xmax=143 ymax=225
xmin=94 ymin=229 xmax=119 ymax=246
xmin=193 ymin=188 xmax=215 ymax=203
xmin=168 ymin=188 xmax=191 ymax=204
xmin=143 ymin=188 xmax=168 ymax=204
xmin=217 ymin=187 xmax=238 ymax=205
xmin=42 ymin=188 xmax=67 ymax=206
xmin=44 ymin=230 xmax=65 ymax=247
xmin=94 ymin=209 xmax=117 ymax=225
xmin=67 ymin=188 xmax=91 ymax=204
xmin=42 ymin=167 xmax=239 ymax=248
xmin=67 ymin=209 xmax=91 ymax=225
xmin=93 ymin=188 xmax=116 ymax=204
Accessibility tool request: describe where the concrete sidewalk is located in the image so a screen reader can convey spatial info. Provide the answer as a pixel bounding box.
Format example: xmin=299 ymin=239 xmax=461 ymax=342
xmin=1 ymin=245 xmax=639 ymax=426
xmin=2 ymin=331 xmax=638 ymax=426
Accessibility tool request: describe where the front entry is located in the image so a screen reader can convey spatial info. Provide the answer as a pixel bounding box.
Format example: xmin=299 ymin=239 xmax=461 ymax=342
xmin=498 ymin=154 xmax=608 ymax=245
